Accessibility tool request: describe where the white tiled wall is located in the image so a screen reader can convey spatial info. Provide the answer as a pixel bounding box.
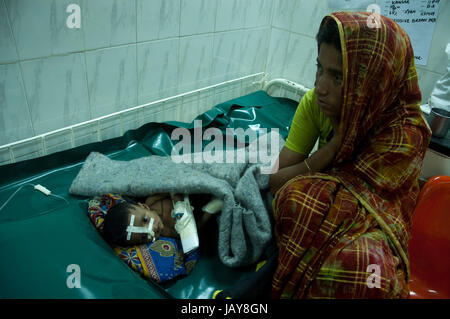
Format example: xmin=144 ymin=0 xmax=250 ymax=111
xmin=0 ymin=0 xmax=272 ymax=148
xmin=0 ymin=73 xmax=263 ymax=165
xmin=420 ymin=148 xmax=450 ymax=180
xmin=1 ymin=0 xmax=449 ymax=155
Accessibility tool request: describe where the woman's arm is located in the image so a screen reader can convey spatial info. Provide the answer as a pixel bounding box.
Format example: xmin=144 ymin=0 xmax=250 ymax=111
xmin=269 ymin=133 xmax=340 ymax=195
xmin=269 ymin=147 xmax=306 ymax=195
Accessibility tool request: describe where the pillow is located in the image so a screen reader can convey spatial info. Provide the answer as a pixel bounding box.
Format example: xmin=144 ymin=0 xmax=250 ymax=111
xmin=87 ymin=193 xmax=199 ymax=283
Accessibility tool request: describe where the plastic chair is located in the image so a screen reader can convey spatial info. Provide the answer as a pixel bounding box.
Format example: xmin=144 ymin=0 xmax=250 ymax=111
xmin=408 ymin=175 xmax=450 ymax=299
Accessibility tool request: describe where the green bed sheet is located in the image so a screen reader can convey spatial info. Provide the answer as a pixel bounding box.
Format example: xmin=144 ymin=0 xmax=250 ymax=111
xmin=0 ymin=90 xmax=297 ymax=299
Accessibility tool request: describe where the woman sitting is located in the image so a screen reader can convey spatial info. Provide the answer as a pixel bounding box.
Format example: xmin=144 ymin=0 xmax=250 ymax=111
xmin=269 ymin=12 xmax=431 ymax=298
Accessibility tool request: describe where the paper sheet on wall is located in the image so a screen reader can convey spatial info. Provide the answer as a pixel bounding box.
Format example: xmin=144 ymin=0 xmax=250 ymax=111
xmin=380 ymin=0 xmax=441 ymax=66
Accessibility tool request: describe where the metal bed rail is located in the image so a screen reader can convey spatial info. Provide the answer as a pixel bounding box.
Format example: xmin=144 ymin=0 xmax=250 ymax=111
xmin=0 ymin=73 xmax=266 ymax=166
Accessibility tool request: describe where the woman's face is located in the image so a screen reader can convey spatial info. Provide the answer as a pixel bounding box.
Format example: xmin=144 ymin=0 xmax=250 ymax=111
xmin=125 ymin=203 xmax=164 ymax=245
xmin=315 ymin=42 xmax=343 ymax=119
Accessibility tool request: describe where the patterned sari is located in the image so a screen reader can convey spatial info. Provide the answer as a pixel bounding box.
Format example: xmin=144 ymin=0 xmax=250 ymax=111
xmin=272 ymin=12 xmax=431 ymax=299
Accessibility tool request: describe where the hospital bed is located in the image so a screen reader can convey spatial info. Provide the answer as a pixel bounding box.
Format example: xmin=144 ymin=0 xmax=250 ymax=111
xmin=0 ymin=75 xmax=309 ymax=299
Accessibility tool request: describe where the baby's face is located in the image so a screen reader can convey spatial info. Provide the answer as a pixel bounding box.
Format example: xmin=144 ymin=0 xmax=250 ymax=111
xmin=125 ymin=203 xmax=164 ymax=245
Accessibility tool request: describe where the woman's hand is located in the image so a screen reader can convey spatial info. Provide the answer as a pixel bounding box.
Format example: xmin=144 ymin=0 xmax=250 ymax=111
xmin=329 ymin=115 xmax=342 ymax=153
xmin=329 ymin=115 xmax=341 ymax=137
xmin=269 ymin=115 xmax=344 ymax=195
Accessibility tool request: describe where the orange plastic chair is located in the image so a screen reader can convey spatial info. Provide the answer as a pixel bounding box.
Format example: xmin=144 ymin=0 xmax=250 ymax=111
xmin=408 ymin=175 xmax=450 ymax=299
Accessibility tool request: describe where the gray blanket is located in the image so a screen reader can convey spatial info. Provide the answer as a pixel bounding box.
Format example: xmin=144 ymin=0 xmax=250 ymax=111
xmin=69 ymin=132 xmax=284 ymax=267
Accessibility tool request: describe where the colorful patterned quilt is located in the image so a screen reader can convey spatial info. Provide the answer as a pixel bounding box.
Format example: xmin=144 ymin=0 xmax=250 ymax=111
xmin=87 ymin=193 xmax=199 ymax=283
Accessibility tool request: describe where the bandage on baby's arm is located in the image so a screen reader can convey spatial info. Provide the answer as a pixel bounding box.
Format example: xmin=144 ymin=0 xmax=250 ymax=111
xmin=202 ymin=197 xmax=223 ymax=214
xmin=170 ymin=193 xmax=199 ymax=253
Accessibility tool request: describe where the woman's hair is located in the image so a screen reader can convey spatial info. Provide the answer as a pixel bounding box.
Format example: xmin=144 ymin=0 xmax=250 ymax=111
xmin=103 ymin=202 xmax=135 ymax=245
xmin=316 ymin=18 xmax=341 ymax=53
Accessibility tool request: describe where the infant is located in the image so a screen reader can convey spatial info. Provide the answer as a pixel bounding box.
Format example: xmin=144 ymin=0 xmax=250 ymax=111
xmin=102 ymin=193 xmax=222 ymax=252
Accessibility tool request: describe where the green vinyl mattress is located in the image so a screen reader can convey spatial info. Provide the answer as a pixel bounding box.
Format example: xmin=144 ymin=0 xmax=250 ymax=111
xmin=0 ymin=90 xmax=298 ymax=299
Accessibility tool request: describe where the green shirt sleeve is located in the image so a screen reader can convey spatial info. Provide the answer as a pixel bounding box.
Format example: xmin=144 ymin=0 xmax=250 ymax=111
xmin=284 ymin=89 xmax=333 ymax=155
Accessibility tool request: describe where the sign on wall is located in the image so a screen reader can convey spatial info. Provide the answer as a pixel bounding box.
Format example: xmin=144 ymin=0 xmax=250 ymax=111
xmin=381 ymin=0 xmax=441 ymax=66
xmin=328 ymin=0 xmax=441 ymax=66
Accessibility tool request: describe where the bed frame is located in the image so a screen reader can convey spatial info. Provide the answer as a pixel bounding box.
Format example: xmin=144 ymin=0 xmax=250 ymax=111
xmin=0 ymin=76 xmax=305 ymax=299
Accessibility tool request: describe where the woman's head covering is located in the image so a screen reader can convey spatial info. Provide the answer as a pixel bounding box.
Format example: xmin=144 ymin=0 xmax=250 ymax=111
xmin=322 ymin=12 xmax=430 ymax=199
xmin=324 ymin=12 xmax=430 ymax=162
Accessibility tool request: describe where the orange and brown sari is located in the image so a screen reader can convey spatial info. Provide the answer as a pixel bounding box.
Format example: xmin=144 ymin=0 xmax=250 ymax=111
xmin=272 ymin=12 xmax=431 ymax=298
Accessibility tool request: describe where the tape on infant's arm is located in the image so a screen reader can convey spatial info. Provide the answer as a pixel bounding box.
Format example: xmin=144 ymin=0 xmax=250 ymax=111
xmin=202 ymin=197 xmax=223 ymax=214
xmin=170 ymin=195 xmax=199 ymax=253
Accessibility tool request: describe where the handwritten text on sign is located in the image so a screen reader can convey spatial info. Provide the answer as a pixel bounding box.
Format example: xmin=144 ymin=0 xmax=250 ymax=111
xmin=381 ymin=0 xmax=441 ymax=66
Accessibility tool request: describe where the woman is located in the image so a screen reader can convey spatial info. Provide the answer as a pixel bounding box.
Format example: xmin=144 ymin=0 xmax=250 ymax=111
xmin=269 ymin=12 xmax=431 ymax=298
